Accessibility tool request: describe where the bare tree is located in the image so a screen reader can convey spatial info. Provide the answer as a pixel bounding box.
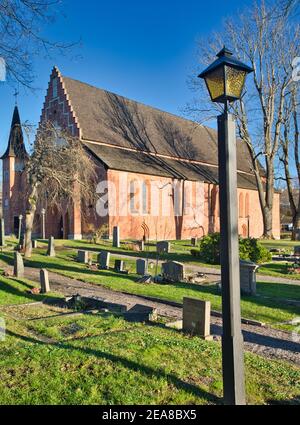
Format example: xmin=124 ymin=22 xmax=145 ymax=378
xmin=23 ymin=122 xmax=97 ymax=257
xmin=187 ymin=0 xmax=300 ymax=238
xmin=280 ymin=84 xmax=300 ymax=238
xmin=0 ymin=0 xmax=74 ymax=88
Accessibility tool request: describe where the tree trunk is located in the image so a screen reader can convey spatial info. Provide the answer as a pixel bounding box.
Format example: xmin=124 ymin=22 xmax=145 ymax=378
xmin=261 ymin=207 xmax=274 ymax=239
xmin=292 ymin=211 xmax=300 ymax=240
xmin=24 ymin=209 xmax=36 ymax=257
xmin=24 ymin=183 xmax=39 ymax=258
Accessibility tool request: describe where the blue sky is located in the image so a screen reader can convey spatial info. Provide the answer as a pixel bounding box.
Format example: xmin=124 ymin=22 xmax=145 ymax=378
xmin=0 ymin=0 xmax=253 ymax=154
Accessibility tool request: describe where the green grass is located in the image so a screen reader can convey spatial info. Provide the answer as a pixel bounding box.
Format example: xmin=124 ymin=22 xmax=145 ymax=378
xmin=0 ymin=303 xmax=299 ymax=405
xmin=1 ymin=248 xmax=299 ymax=332
xmin=0 ymin=275 xmax=61 ymax=306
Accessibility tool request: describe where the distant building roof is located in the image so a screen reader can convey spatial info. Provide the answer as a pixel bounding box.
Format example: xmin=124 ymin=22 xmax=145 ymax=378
xmin=1 ymin=106 xmax=28 ymax=160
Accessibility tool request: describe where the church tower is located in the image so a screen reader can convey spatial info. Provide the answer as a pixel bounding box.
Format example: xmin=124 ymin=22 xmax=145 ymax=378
xmin=1 ymin=106 xmax=28 ymax=235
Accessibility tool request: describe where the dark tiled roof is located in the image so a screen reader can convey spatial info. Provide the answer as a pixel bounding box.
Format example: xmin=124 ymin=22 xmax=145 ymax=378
xmin=62 ymin=75 xmax=261 ymax=189
xmin=1 ymin=106 xmax=28 ymax=159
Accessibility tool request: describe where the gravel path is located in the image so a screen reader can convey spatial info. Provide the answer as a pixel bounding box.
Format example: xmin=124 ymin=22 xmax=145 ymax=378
xmin=21 ymin=266 xmax=300 ymax=366
xmin=105 ymin=252 xmax=300 ymax=286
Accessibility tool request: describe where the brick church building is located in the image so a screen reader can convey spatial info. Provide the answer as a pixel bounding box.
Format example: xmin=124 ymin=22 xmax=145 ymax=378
xmin=1 ymin=67 xmax=280 ymax=240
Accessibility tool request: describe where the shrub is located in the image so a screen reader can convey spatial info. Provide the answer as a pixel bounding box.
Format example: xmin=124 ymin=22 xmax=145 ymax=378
xmin=198 ymin=232 xmax=221 ymax=264
xmin=239 ymin=237 xmax=271 ymax=263
xmin=197 ymin=233 xmax=271 ymax=264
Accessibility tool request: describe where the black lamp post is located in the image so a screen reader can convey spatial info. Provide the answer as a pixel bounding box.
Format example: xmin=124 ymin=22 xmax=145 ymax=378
xmin=199 ymin=47 xmax=253 ymax=405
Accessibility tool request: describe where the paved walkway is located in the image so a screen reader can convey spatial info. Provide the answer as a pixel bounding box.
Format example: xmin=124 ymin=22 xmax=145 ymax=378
xmin=19 ymin=266 xmax=300 ymax=366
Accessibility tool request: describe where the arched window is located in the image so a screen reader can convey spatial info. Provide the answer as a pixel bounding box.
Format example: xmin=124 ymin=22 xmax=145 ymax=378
xmin=245 ymin=193 xmax=249 ymax=217
xmin=129 ymin=180 xmax=139 ymax=215
xmin=142 ymin=181 xmax=150 ymax=215
xmin=239 ymin=193 xmax=244 ymax=218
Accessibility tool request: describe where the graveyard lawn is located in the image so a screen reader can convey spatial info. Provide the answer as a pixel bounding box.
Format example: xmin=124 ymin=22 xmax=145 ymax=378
xmin=0 ymin=303 xmax=299 ymax=405
xmin=0 ymin=249 xmax=300 ymax=332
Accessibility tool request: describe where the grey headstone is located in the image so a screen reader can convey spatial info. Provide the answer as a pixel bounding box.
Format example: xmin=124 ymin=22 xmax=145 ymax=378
xmin=136 ymin=259 xmax=148 ymax=275
xmin=77 ymin=250 xmax=90 ymax=263
xmin=32 ymin=240 xmax=38 ymax=249
xmin=138 ymin=240 xmax=144 ymax=251
xmin=112 ymin=226 xmax=120 ymax=248
xmin=157 ymin=241 xmax=170 ymax=254
xmin=183 ymin=297 xmax=211 ymax=339
xmin=295 ymin=229 xmax=300 ymax=241
xmin=191 ymin=237 xmax=198 ymax=246
xmin=98 ymin=251 xmax=110 ymax=269
xmin=124 ymin=304 xmax=157 ymax=322
xmin=240 ymin=259 xmax=258 ymax=295
xmin=47 ymin=236 xmax=55 ymax=257
xmin=114 ymin=259 xmax=124 ymax=272
xmin=294 ymin=246 xmax=300 ymax=255
xmin=0 ymin=218 xmax=6 ymax=247
xmin=162 ymin=261 xmax=185 ymax=282
xmin=40 ymin=269 xmax=50 ymax=293
xmin=14 ymin=252 xmax=24 ymax=278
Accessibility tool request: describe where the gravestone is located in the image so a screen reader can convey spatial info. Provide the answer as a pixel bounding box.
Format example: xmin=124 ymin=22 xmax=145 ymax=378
xmin=47 ymin=236 xmax=55 ymax=257
xmin=183 ymin=297 xmax=211 ymax=339
xmin=191 ymin=237 xmax=198 ymax=246
xmin=77 ymin=250 xmax=90 ymax=264
xmin=162 ymin=261 xmax=185 ymax=282
xmin=156 ymin=241 xmax=170 ymax=254
xmin=0 ymin=218 xmax=5 ymax=247
xmin=112 ymin=226 xmax=120 ymax=248
xmin=240 ymin=259 xmax=258 ymax=295
xmin=124 ymin=304 xmax=157 ymax=322
xmin=40 ymin=269 xmax=50 ymax=293
xmin=13 ymin=252 xmax=24 ymax=278
xmin=138 ymin=240 xmax=144 ymax=251
xmin=294 ymin=246 xmax=300 ymax=256
xmin=114 ymin=259 xmax=125 ymax=272
xmin=295 ymin=229 xmax=300 ymax=241
xmin=136 ymin=259 xmax=148 ymax=275
xmin=98 ymin=251 xmax=110 ymax=270
xmin=32 ymin=240 xmax=38 ymax=249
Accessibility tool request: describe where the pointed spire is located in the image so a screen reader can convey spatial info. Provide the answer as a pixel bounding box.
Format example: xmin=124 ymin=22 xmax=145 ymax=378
xmin=1 ymin=105 xmax=28 ymax=160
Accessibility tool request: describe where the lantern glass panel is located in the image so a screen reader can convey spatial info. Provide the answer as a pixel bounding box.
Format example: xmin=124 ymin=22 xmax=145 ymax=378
xmin=225 ymin=66 xmax=246 ymax=99
xmin=205 ymin=67 xmax=225 ymax=101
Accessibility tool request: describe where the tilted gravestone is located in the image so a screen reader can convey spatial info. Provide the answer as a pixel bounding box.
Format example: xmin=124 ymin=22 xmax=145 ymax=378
xmin=112 ymin=226 xmax=120 ymax=248
xmin=40 ymin=269 xmax=50 ymax=293
xmin=47 ymin=236 xmax=55 ymax=257
xmin=136 ymin=259 xmax=148 ymax=275
xmin=114 ymin=259 xmax=125 ymax=272
xmin=240 ymin=259 xmax=258 ymax=295
xmin=124 ymin=304 xmax=157 ymax=322
xmin=162 ymin=261 xmax=185 ymax=282
xmin=0 ymin=218 xmax=6 ymax=247
xmin=156 ymin=241 xmax=170 ymax=254
xmin=183 ymin=297 xmax=211 ymax=339
xmin=77 ymin=250 xmax=91 ymax=264
xmin=98 ymin=251 xmax=110 ymax=270
xmin=14 ymin=252 xmax=24 ymax=278
xmin=191 ymin=237 xmax=198 ymax=247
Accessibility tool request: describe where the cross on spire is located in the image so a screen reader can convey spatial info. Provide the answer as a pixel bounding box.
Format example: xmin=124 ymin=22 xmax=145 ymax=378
xmin=13 ymin=88 xmax=19 ymax=105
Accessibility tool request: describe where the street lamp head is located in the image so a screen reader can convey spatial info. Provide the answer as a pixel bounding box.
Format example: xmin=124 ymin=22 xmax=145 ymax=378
xmin=198 ymin=46 xmax=253 ymax=104
xmin=19 ymin=214 xmax=23 ymax=220
xmin=41 ymin=208 xmax=46 ymax=215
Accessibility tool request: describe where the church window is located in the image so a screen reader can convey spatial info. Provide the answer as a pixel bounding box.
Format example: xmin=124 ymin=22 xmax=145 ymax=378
xmin=129 ymin=180 xmax=139 ymax=215
xmin=239 ymin=193 xmax=244 ymax=218
xmin=142 ymin=181 xmax=150 ymax=215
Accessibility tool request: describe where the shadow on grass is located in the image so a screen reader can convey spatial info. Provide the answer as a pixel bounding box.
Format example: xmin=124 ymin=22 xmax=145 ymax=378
xmin=0 ymin=277 xmax=57 ymax=304
xmin=6 ymin=329 xmax=222 ymax=405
